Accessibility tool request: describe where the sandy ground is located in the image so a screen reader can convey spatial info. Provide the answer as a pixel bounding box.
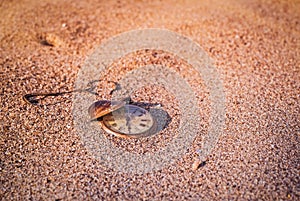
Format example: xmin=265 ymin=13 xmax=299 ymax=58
xmin=1 ymin=0 xmax=299 ymax=200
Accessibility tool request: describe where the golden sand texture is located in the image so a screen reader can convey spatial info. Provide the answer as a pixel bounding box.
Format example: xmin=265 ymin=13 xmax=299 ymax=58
xmin=1 ymin=0 xmax=299 ymax=200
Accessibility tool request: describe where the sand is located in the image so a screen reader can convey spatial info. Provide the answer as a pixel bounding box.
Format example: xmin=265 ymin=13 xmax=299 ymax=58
xmin=0 ymin=0 xmax=299 ymax=200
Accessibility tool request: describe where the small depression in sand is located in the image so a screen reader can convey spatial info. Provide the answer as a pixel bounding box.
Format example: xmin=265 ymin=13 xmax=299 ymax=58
xmin=98 ymin=84 xmax=181 ymax=154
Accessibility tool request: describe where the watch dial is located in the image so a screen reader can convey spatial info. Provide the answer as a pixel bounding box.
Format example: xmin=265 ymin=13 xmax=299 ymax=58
xmin=102 ymin=104 xmax=156 ymax=138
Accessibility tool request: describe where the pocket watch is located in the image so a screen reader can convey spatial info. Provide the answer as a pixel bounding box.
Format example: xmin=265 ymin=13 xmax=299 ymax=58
xmin=88 ymin=100 xmax=157 ymax=138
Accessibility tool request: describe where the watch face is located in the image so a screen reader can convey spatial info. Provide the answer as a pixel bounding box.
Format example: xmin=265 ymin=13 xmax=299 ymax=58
xmin=101 ymin=104 xmax=156 ymax=138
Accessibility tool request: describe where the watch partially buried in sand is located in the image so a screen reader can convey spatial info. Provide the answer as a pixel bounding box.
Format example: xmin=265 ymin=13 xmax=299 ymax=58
xmin=22 ymin=79 xmax=158 ymax=139
xmin=88 ymin=100 xmax=157 ymax=138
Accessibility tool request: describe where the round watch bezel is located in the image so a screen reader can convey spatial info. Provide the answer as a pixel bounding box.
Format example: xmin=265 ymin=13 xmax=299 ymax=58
xmin=100 ymin=104 xmax=157 ymax=138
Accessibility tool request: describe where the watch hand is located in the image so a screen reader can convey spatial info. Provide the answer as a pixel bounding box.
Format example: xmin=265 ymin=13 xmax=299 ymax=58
xmin=126 ymin=114 xmax=131 ymax=133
